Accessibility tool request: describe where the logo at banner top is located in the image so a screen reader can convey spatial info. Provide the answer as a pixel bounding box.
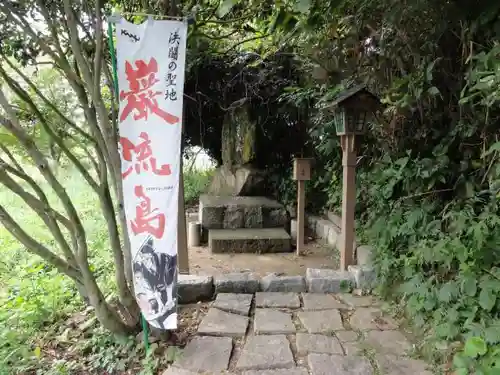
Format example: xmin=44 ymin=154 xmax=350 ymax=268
xmin=119 ymin=58 xmax=179 ymax=124
xmin=130 ymin=185 xmax=166 ymax=239
xmin=119 ymin=132 xmax=172 ymax=180
xmin=120 ymin=29 xmax=140 ymax=43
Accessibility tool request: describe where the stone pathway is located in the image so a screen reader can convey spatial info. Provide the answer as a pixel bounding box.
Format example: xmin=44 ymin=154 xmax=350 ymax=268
xmin=163 ymin=292 xmax=433 ymax=375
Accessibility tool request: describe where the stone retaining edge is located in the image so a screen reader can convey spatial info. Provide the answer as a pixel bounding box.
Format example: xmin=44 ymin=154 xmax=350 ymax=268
xmin=303 ymin=211 xmax=376 ymax=291
xmin=177 ymin=267 xmax=375 ymax=304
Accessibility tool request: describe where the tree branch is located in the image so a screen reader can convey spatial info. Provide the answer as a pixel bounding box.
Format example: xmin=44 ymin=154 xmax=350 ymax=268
xmin=0 ymin=3 xmax=84 ymax=86
xmin=93 ymin=0 xmax=104 ymax=101
xmin=0 ymin=64 xmax=100 ymax=192
xmin=0 ymin=164 xmax=77 ymax=266
xmin=1 ymin=56 xmax=96 ymax=144
xmin=0 ymin=204 xmax=82 ymax=282
xmin=224 ymin=34 xmax=271 ymax=53
xmin=0 ymin=89 xmax=89 ymax=263
xmin=62 ymin=0 xmax=94 ymax=93
xmin=0 ymin=157 xmax=72 ymax=230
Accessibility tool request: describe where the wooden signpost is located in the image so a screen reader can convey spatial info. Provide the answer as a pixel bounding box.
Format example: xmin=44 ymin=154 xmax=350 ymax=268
xmin=293 ymin=157 xmax=313 ymax=256
xmin=328 ymin=84 xmax=380 ymax=270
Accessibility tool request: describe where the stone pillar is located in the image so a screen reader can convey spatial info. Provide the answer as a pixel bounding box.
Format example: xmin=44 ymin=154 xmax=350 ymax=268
xmin=221 ymin=106 xmax=256 ymax=168
xmin=188 ymin=222 xmax=201 ymax=247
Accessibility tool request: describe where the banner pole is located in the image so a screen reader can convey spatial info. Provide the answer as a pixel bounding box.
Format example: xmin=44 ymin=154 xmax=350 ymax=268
xmin=106 ymin=19 xmax=150 ymax=353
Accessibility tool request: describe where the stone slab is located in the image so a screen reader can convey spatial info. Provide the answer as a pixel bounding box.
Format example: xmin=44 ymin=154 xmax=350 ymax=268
xmin=308 ymin=353 xmax=374 ymax=375
xmin=326 ymin=211 xmax=343 ymax=229
xmin=348 ymin=265 xmax=376 ymax=290
xmin=376 ymin=355 xmax=433 ymax=375
xmin=349 ymin=308 xmax=398 ymax=331
xmin=263 ymin=207 xmax=289 ymax=228
xmin=243 ymin=369 xmax=308 ymax=375
xmin=178 ymin=275 xmax=213 ymax=304
xmin=290 ymin=219 xmax=298 ymax=240
xmin=173 ymin=336 xmax=232 ymax=373
xmin=213 ymin=293 xmax=253 ymax=316
xmin=197 ymin=308 xmax=248 ymax=337
xmin=298 ymin=310 xmax=344 ymax=333
xmin=296 ymin=333 xmax=343 ymax=355
xmin=254 ymin=309 xmax=296 ymax=335
xmin=255 ymin=292 xmax=300 ymax=308
xmin=342 ymin=341 xmax=364 ymax=356
xmin=327 ymin=228 xmax=339 ymax=247
xmin=306 ymin=215 xmax=319 ymax=233
xmin=365 ymin=330 xmax=412 ymax=356
xmin=355 ymin=245 xmax=373 ymax=266
xmin=337 ymin=294 xmax=375 ymax=308
xmin=306 ymin=268 xmax=354 ymax=293
xmin=162 ymin=368 xmax=199 ymax=375
xmin=245 ymin=206 xmax=264 ymax=228
xmin=335 ymin=330 xmax=359 ymax=343
xmin=302 ymin=293 xmax=346 ymax=310
xmin=200 ymin=195 xmax=284 ymax=209
xmin=215 ymin=272 xmax=260 ymax=294
xmin=315 ymin=219 xmax=333 ymax=240
xmin=224 ymin=205 xmax=245 ymax=229
xmin=261 ymin=274 xmax=306 ymax=293
xmin=209 ymin=228 xmax=291 ymax=254
xmin=236 ymin=335 xmax=295 ymax=371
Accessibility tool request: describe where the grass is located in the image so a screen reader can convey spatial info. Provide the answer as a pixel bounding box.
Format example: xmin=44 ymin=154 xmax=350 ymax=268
xmin=0 ymin=166 xmax=213 ymax=375
xmin=183 ymin=167 xmax=214 ymax=206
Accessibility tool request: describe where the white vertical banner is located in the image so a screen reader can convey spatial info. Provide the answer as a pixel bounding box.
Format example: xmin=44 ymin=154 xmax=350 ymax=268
xmin=116 ymin=18 xmax=187 ymax=330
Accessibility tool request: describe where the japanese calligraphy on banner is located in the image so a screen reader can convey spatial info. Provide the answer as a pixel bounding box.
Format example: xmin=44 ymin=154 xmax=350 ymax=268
xmin=116 ymin=18 xmax=187 ymax=330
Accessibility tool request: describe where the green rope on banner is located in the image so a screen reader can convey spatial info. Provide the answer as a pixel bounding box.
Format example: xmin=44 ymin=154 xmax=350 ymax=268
xmin=106 ymin=19 xmax=150 ymax=354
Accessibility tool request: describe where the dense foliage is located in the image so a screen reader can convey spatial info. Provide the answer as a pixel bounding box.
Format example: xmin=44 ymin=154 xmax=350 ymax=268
xmin=273 ymin=1 xmax=500 ymax=373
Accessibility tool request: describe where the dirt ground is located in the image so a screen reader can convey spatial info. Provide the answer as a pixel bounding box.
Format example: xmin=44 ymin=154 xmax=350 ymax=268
xmin=184 ymin=207 xmax=339 ymax=276
xmin=187 ymin=236 xmax=339 ymax=277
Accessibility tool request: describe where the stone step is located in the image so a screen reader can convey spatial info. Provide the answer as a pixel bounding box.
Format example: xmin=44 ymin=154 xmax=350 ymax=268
xmin=199 ymin=194 xmax=288 ymax=230
xmin=209 ymin=228 xmax=292 ymax=254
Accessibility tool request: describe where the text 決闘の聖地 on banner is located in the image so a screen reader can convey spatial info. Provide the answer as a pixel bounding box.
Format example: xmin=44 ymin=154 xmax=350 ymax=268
xmin=116 ymin=18 xmax=187 ymax=330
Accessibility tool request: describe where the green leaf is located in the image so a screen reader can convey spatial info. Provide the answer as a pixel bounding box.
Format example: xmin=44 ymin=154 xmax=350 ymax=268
xmin=438 ymin=282 xmax=457 ymax=303
xmin=485 ymin=369 xmax=500 ymax=375
xmin=462 ymin=277 xmax=477 ymax=297
xmin=480 ymin=289 xmax=497 ymax=311
xmin=218 ymin=0 xmax=238 ymax=17
xmin=295 ymin=0 xmax=312 ymax=13
xmin=464 ymin=336 xmax=487 ymax=358
xmin=453 ymin=353 xmax=468 ymax=367
xmin=483 ymin=142 xmax=500 ymax=157
xmin=485 ymin=326 xmax=500 ymax=344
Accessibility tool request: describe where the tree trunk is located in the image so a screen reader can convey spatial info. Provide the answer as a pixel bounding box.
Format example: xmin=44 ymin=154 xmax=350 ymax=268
xmin=81 ymin=263 xmax=132 ymax=333
xmin=99 ymin=187 xmax=140 ymax=323
xmin=76 ymin=281 xmax=90 ymax=304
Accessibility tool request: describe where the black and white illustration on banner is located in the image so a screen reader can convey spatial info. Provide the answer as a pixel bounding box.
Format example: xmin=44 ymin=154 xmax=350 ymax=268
xmin=132 ymin=235 xmax=177 ymax=328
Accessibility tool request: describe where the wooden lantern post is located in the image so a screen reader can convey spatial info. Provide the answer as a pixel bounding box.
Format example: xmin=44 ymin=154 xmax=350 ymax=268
xmin=328 ymin=84 xmax=380 ymax=270
xmin=293 ymin=157 xmax=313 ymax=256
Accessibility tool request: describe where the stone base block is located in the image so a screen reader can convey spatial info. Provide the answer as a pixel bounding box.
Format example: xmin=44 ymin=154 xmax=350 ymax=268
xmin=178 ymin=275 xmax=213 ymax=304
xmin=348 ymin=265 xmax=376 ymax=290
xmin=199 ymin=195 xmax=288 ymax=230
xmin=209 ymin=228 xmax=291 ymax=254
xmin=306 ymin=268 xmax=354 ymax=293
xmin=260 ymin=274 xmax=306 ymax=293
xmin=214 ymin=272 xmax=260 ymax=294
